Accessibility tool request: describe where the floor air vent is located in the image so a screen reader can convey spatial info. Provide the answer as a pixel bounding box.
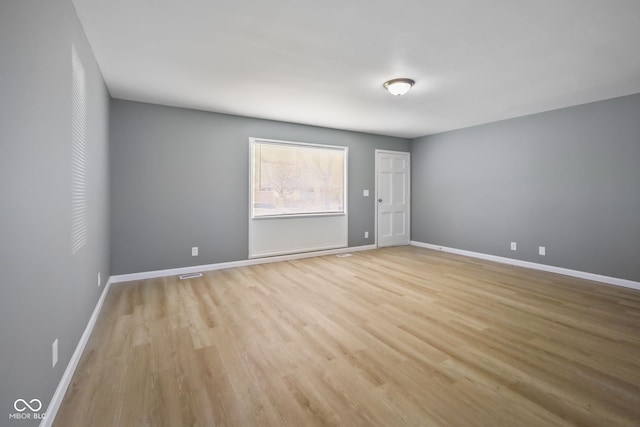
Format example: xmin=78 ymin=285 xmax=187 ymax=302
xmin=179 ymin=273 xmax=203 ymax=280
xmin=336 ymin=253 xmax=352 ymax=258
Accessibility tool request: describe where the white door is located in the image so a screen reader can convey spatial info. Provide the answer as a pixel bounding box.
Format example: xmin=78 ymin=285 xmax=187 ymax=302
xmin=376 ymin=150 xmax=410 ymax=247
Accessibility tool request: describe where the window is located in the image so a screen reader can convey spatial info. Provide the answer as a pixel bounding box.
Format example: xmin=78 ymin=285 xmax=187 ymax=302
xmin=251 ymin=138 xmax=347 ymax=218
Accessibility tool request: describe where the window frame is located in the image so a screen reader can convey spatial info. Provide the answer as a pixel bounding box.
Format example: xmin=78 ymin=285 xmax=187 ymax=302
xmin=249 ymin=137 xmax=348 ymax=220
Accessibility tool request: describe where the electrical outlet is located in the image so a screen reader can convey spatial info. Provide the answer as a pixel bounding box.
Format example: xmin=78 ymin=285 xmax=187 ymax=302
xmin=539 ymin=246 xmax=546 ymax=256
xmin=52 ymin=339 xmax=58 ymax=368
xmin=192 ymin=247 xmax=198 ymax=256
xmin=363 ymin=190 xmax=369 ymax=197
xmin=510 ymin=242 xmax=517 ymax=251
xmin=365 ymin=231 xmax=369 ymax=238
xmin=98 ymin=272 xmax=101 ymax=287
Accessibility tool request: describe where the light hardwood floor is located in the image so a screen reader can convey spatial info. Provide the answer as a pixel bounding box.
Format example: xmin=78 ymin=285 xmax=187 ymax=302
xmin=54 ymin=246 xmax=640 ymax=426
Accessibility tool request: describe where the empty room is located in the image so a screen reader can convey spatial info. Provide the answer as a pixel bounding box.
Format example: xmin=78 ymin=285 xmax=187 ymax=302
xmin=2 ymin=0 xmax=640 ymax=426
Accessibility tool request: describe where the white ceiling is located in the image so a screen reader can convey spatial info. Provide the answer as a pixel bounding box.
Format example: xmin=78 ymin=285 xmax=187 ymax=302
xmin=72 ymin=0 xmax=640 ymax=139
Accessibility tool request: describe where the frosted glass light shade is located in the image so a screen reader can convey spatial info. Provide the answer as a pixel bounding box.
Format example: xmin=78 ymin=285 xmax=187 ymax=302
xmin=383 ymin=78 xmax=415 ymax=96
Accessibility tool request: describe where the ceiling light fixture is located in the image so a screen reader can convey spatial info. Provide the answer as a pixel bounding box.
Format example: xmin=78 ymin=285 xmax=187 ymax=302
xmin=383 ymin=78 xmax=415 ymax=96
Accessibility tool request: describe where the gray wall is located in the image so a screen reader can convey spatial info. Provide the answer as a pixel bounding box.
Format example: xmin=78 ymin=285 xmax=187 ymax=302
xmin=0 ymin=1 xmax=110 ymax=425
xmin=110 ymin=100 xmax=409 ymax=275
xmin=411 ymin=93 xmax=640 ymax=282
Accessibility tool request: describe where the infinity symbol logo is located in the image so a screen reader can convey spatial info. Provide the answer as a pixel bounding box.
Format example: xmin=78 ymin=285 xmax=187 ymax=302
xmin=14 ymin=399 xmax=42 ymax=412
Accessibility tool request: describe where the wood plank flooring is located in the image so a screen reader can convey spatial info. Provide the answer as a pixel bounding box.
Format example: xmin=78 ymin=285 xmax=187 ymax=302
xmin=53 ymin=246 xmax=640 ymax=426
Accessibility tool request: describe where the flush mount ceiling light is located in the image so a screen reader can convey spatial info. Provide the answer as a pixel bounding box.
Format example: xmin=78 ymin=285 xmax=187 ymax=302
xmin=383 ymin=78 xmax=415 ymax=96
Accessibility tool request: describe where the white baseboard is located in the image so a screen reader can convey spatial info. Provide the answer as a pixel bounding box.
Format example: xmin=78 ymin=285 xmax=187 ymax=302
xmin=40 ymin=278 xmax=114 ymax=427
xmin=110 ymin=244 xmax=377 ymax=284
xmin=411 ymin=241 xmax=640 ymax=291
xmin=249 ymin=244 xmax=348 ymax=260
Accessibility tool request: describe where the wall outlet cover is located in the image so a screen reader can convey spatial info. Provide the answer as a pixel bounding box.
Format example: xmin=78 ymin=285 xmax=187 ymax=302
xmin=52 ymin=339 xmax=58 ymax=368
xmin=510 ymin=242 xmax=517 ymax=251
xmin=192 ymin=247 xmax=198 ymax=256
xmin=539 ymin=246 xmax=546 ymax=256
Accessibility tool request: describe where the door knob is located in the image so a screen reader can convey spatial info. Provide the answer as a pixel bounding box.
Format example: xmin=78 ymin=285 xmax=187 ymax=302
xmin=378 ymin=198 xmax=383 ymax=203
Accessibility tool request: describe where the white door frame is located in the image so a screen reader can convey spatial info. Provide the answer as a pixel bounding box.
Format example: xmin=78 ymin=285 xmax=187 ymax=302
xmin=375 ymin=149 xmax=411 ymax=248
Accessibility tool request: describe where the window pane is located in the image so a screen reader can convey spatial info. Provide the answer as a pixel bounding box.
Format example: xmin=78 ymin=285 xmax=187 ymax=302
xmin=252 ymin=141 xmax=346 ymax=217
